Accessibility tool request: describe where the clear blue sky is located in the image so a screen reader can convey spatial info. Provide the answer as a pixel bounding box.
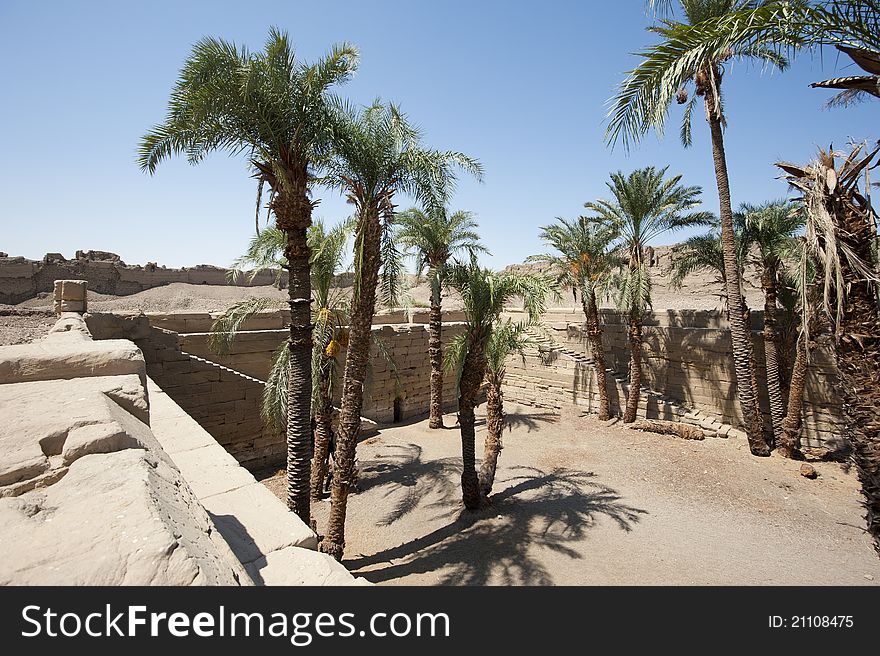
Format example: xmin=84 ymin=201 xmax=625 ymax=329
xmin=1 ymin=0 xmax=876 ymax=270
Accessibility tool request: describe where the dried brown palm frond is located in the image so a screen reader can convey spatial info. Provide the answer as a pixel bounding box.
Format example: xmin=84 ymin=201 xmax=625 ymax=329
xmin=776 ymin=143 xmax=880 ymax=344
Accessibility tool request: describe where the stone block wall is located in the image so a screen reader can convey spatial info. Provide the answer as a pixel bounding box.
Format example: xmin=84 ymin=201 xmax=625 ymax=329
xmin=133 ymin=325 xmax=284 ymax=471
xmin=100 ymin=311 xmax=467 ymax=470
xmin=173 ymin=320 xmax=467 ymax=425
xmin=502 ymin=308 xmax=843 ymax=448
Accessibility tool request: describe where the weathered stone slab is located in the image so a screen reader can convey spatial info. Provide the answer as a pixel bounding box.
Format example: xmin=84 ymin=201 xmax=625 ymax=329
xmin=0 ymin=333 xmax=145 ymax=387
xmin=0 ymin=449 xmax=251 ymax=585
xmin=0 ymin=375 xmax=150 ymax=492
xmin=203 ymin=483 xmax=318 ymax=563
xmin=246 ymin=547 xmax=370 ymax=586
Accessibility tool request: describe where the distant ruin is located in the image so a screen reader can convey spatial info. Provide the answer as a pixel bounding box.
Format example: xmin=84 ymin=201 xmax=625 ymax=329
xmin=0 ymin=251 xmax=284 ymax=305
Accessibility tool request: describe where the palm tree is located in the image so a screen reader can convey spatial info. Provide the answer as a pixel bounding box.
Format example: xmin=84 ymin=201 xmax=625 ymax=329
xmin=209 ymin=220 xmax=351 ymax=498
xmin=586 ymin=167 xmax=713 ymax=424
xmin=445 ymin=258 xmax=553 ymax=509
xmin=138 ymin=29 xmax=358 ymax=525
xmin=777 ymin=253 xmax=819 ymax=461
xmin=318 ymin=101 xmax=482 ymax=560
xmin=396 ymin=207 xmax=487 ymax=429
xmin=606 ymin=1 xmax=788 ymax=455
xmin=529 ymin=217 xmax=618 ymax=420
xmin=738 ymin=201 xmax=804 ymax=445
xmin=478 ymin=320 xmax=536 ymax=498
xmin=779 ymin=144 xmax=880 ymax=554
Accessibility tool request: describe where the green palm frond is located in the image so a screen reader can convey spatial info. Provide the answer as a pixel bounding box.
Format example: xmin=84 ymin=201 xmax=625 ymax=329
xmin=485 ymin=320 xmax=535 ymax=381
xmin=586 ymin=166 xmax=712 ymax=313
xmin=325 ymin=100 xmax=482 ymax=312
xmin=669 ymin=230 xmax=728 ymax=287
xmin=529 ymin=215 xmax=620 ymax=301
xmin=139 ymin=28 xmax=359 ymax=194
xmin=444 ymin=256 xmax=557 ymax=387
xmin=396 ymin=207 xmax=489 ymax=298
xmin=606 ymin=1 xmax=797 ymax=151
xmin=228 ymin=225 xmax=288 ymax=285
xmin=263 ymin=341 xmax=290 ymax=433
xmin=208 ymin=296 xmax=287 ymax=355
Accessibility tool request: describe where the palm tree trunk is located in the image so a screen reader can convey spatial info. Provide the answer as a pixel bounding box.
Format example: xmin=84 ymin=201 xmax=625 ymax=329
xmin=319 ymin=208 xmax=382 ymax=561
xmin=704 ymin=88 xmax=769 ymax=456
xmin=310 ymin=370 xmax=333 ymax=500
xmin=478 ymin=376 xmax=504 ymax=498
xmin=273 ymin=180 xmax=314 ymax=526
xmin=458 ymin=341 xmax=486 ymax=510
xmin=428 ymin=281 xmax=444 ymax=429
xmin=583 ymin=291 xmax=611 ymax=421
xmin=744 ymin=305 xmax=765 ymax=443
xmin=778 ymin=324 xmax=808 ymax=460
xmin=762 ymin=268 xmax=786 ymax=446
xmin=835 ymin=205 xmax=880 ymax=554
xmin=623 ymin=308 xmax=642 ymax=424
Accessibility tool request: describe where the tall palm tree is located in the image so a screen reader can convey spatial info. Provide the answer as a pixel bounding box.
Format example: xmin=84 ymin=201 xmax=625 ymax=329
xmin=738 ymin=201 xmax=804 ymax=444
xmin=318 ymin=101 xmax=482 ymax=560
xmin=396 ymin=207 xmax=487 ymax=429
xmin=779 ymin=144 xmax=880 ymax=554
xmin=587 ymin=167 xmax=713 ymax=424
xmin=138 ymin=29 xmax=358 ymax=525
xmin=208 ymin=220 xmax=351 ymax=497
xmin=606 ymin=1 xmax=788 ymax=455
xmin=529 ymin=217 xmax=618 ymax=420
xmin=445 ymin=258 xmax=553 ymax=509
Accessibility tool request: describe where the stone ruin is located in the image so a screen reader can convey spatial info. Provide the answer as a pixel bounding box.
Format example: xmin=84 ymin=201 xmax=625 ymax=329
xmin=0 ymin=280 xmax=365 ymax=586
xmin=0 ymin=270 xmax=847 ymax=584
xmin=0 ymin=251 xmax=284 ymax=305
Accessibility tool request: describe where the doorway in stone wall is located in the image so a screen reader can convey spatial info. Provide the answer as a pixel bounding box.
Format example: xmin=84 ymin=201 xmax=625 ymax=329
xmin=393 ymin=396 xmax=405 ymax=424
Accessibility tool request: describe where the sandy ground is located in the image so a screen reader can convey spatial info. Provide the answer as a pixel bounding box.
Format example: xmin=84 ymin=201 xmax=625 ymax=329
xmin=261 ymin=405 xmax=879 ymax=585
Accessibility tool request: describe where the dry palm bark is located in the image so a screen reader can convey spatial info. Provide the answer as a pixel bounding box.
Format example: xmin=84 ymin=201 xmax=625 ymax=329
xmin=777 ymin=321 xmax=812 ymax=460
xmin=583 ymin=290 xmax=611 ymax=421
xmin=271 ymin=169 xmax=315 ymax=526
xmin=779 ymin=145 xmax=880 ymax=553
xmin=761 ymin=268 xmax=786 ymax=443
xmin=428 ymin=291 xmax=445 ymax=428
xmin=478 ymin=376 xmax=504 ymax=498
xmin=458 ymin=345 xmax=487 ymax=510
xmin=627 ymin=419 xmax=704 ymax=440
xmin=623 ymin=307 xmax=643 ymax=423
xmin=320 ymin=208 xmax=383 ymax=560
xmin=310 ymin=373 xmax=333 ymax=500
xmin=702 ymin=69 xmax=769 ymax=456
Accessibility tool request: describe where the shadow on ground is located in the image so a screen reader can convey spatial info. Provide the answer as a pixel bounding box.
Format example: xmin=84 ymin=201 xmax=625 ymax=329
xmin=349 ymin=444 xmax=647 ymax=585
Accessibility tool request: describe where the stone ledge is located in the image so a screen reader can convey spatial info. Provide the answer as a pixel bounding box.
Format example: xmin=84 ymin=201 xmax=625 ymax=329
xmin=147 ymin=378 xmax=367 ymax=585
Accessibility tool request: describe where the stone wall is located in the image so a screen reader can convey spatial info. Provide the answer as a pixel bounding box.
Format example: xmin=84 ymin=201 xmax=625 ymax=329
xmin=502 ymin=308 xmax=843 ymax=449
xmin=88 ymin=310 xmax=466 ymax=470
xmin=0 ymin=252 xmax=280 ymax=304
xmin=172 ymin=321 xmax=467 ymax=425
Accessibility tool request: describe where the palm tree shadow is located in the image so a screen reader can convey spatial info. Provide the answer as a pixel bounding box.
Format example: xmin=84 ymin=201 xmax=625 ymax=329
xmin=504 ymin=409 xmax=559 ymax=433
xmin=349 ymin=452 xmax=647 ymax=585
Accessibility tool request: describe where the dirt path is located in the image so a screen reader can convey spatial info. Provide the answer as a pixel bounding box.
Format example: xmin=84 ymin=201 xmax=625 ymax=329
xmin=262 ymin=405 xmax=879 ymax=585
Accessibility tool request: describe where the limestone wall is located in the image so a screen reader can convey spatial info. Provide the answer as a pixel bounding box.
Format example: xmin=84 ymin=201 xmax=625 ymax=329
xmin=89 ymin=311 xmax=466 ymax=470
xmin=503 ymin=308 xmax=843 ymax=449
xmin=0 ymin=252 xmax=280 ymax=304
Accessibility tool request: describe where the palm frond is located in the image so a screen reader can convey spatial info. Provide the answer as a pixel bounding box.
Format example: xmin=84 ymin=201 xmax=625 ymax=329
xmin=209 ymin=296 xmax=286 ymax=355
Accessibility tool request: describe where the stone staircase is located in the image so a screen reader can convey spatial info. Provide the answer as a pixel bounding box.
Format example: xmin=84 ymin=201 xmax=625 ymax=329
xmin=182 ymin=350 xmax=267 ymax=385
